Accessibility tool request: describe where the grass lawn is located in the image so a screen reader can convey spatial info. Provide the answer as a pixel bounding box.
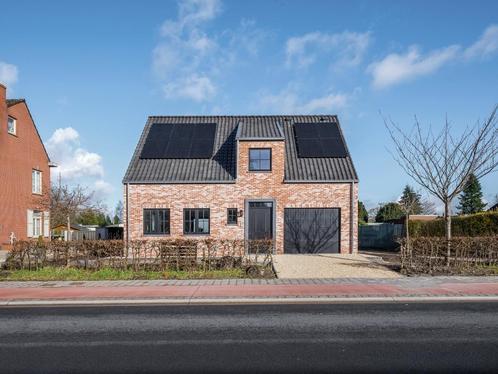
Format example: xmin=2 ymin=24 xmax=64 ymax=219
xmin=0 ymin=267 xmax=247 ymax=281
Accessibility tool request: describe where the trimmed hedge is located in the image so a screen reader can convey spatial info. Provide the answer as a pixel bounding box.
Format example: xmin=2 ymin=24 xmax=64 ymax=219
xmin=408 ymin=212 xmax=498 ymax=237
xmin=400 ymin=236 xmax=498 ymax=275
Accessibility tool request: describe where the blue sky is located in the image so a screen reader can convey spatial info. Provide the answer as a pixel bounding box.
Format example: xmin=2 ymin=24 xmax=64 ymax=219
xmin=1 ymin=0 xmax=497 ymax=213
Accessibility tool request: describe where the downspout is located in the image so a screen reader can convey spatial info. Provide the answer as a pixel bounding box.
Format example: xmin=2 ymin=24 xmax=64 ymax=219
xmin=125 ymin=183 xmax=130 ymax=257
xmin=350 ymin=181 xmax=355 ymax=254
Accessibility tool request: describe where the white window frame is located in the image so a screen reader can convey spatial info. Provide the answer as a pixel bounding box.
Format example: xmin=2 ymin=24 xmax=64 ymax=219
xmin=32 ymin=211 xmax=42 ymax=238
xmin=7 ymin=116 xmax=16 ymax=135
xmin=32 ymin=169 xmax=42 ymax=194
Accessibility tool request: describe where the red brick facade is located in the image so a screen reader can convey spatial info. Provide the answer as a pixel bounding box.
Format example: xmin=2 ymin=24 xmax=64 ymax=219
xmin=0 ymin=84 xmax=51 ymax=247
xmin=124 ymin=139 xmax=358 ymax=254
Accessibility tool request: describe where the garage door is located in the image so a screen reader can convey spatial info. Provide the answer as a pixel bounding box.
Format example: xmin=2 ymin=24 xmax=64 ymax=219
xmin=284 ymin=208 xmax=340 ymax=254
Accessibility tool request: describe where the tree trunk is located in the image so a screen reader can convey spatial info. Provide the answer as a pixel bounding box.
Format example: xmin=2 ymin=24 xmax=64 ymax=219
xmin=405 ymin=214 xmax=410 ymax=252
xmin=444 ymin=201 xmax=452 ymax=266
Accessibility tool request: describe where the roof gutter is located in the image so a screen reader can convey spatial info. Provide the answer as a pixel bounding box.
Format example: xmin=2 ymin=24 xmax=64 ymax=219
xmin=350 ymin=181 xmax=355 ymax=254
xmin=125 ymin=182 xmax=130 ymax=256
xmin=122 ymin=180 xmax=236 ymax=184
xmin=284 ymin=179 xmax=359 ymax=184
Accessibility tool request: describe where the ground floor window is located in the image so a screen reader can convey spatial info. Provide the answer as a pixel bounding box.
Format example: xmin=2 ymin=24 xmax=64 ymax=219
xmin=32 ymin=211 xmax=42 ymax=237
xmin=143 ymin=209 xmax=170 ymax=235
xmin=184 ymin=208 xmax=210 ymax=234
xmin=227 ymin=208 xmax=238 ymax=225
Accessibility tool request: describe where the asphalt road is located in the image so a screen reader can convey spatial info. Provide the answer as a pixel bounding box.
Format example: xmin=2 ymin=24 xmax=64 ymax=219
xmin=0 ymin=302 xmax=497 ymax=373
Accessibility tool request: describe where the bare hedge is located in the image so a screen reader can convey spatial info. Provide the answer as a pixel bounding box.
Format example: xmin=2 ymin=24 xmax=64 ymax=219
xmin=4 ymin=239 xmax=273 ymax=275
xmin=400 ymin=237 xmax=498 ymax=275
xmin=408 ymin=212 xmax=498 ymax=237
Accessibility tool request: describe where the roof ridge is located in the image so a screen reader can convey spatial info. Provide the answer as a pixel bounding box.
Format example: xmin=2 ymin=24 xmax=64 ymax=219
xmin=147 ymin=114 xmax=338 ymax=118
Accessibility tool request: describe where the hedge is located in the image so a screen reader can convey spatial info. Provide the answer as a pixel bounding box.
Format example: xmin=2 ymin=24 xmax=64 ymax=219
xmin=408 ymin=212 xmax=498 ymax=237
xmin=4 ymin=239 xmax=274 ymax=274
xmin=399 ymin=236 xmax=498 ymax=275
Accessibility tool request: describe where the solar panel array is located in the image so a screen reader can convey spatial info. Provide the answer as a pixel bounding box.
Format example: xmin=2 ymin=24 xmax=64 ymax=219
xmin=140 ymin=123 xmax=217 ymax=159
xmin=294 ymin=122 xmax=348 ymax=158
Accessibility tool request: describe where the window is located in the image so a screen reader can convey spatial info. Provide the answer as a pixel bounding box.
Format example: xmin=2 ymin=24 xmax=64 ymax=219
xmin=227 ymin=208 xmax=238 ymax=225
xmin=7 ymin=116 xmax=16 ymax=135
xmin=249 ymin=148 xmax=271 ymax=171
xmin=32 ymin=170 xmax=42 ymax=194
xmin=32 ymin=211 xmax=42 ymax=237
xmin=143 ymin=209 xmax=170 ymax=235
xmin=184 ymin=208 xmax=210 ymax=234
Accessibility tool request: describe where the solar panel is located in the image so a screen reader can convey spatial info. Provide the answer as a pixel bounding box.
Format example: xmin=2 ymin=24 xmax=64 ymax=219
xmin=294 ymin=123 xmax=348 ymax=158
xmin=140 ymin=123 xmax=216 ymax=159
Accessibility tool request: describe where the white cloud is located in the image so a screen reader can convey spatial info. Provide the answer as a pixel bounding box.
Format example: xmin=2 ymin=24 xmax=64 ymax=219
xmin=0 ymin=61 xmax=19 ymax=87
xmin=46 ymin=127 xmax=104 ymax=180
xmin=464 ymin=24 xmax=498 ymax=59
xmin=153 ymin=0 xmax=221 ymax=102
xmin=368 ymin=45 xmax=460 ymax=89
xmin=163 ymin=74 xmax=216 ymax=102
xmin=161 ymin=0 xmax=221 ymax=37
xmin=93 ymin=180 xmax=114 ymax=197
xmin=259 ymin=87 xmax=348 ymax=114
xmin=368 ymin=24 xmax=498 ymax=89
xmin=285 ymin=31 xmax=371 ymax=69
xmin=153 ymin=0 xmax=266 ymax=103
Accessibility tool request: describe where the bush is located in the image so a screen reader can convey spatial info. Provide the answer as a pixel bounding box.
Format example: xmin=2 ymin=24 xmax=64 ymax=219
xmin=400 ymin=236 xmax=498 ymax=275
xmin=408 ymin=212 xmax=498 ymax=237
xmin=4 ymin=239 xmax=274 ymax=276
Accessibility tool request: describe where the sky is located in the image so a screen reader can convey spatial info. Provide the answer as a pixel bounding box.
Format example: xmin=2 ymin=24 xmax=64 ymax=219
xmin=1 ymin=0 xmax=497 ymax=214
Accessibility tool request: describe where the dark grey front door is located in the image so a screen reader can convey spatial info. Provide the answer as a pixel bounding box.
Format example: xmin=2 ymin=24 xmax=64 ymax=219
xmin=248 ymin=202 xmax=273 ymax=254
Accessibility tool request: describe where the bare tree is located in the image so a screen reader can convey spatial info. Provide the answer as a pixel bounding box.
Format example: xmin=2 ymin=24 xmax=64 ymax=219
xmin=385 ymin=105 xmax=498 ymax=261
xmin=398 ymin=188 xmax=423 ymax=248
xmin=420 ymin=196 xmax=437 ymax=215
xmin=50 ymin=184 xmax=104 ymax=227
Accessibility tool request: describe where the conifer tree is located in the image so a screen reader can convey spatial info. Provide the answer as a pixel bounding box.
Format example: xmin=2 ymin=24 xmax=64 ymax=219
xmin=457 ymin=174 xmax=486 ymax=214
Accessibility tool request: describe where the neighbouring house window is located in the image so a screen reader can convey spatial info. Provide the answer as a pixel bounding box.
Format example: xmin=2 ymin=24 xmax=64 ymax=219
xmin=32 ymin=170 xmax=42 ymax=194
xmin=249 ymin=148 xmax=271 ymax=171
xmin=184 ymin=208 xmax=210 ymax=234
xmin=143 ymin=209 xmax=170 ymax=235
xmin=227 ymin=208 xmax=238 ymax=225
xmin=7 ymin=116 xmax=16 ymax=135
xmin=32 ymin=211 xmax=42 ymax=237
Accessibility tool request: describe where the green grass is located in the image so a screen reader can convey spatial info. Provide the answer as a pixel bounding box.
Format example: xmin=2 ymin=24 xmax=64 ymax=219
xmin=0 ymin=267 xmax=247 ymax=281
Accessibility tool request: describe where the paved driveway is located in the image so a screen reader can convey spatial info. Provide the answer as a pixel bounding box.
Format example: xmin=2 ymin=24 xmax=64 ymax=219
xmin=272 ymin=253 xmax=401 ymax=279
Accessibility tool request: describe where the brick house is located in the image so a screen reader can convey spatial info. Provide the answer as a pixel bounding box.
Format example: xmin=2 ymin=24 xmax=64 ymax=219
xmin=0 ymin=84 xmax=52 ymax=247
xmin=123 ymin=115 xmax=358 ymax=254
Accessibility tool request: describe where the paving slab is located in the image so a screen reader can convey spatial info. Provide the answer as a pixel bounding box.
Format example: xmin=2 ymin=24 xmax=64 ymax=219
xmin=273 ymin=253 xmax=401 ymax=279
xmin=0 ymin=276 xmax=497 ymax=305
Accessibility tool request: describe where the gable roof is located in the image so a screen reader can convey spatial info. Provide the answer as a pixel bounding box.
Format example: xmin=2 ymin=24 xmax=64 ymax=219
xmin=6 ymin=98 xmax=51 ymax=162
xmin=6 ymin=98 xmax=26 ymax=107
xmin=123 ymin=115 xmax=358 ymax=184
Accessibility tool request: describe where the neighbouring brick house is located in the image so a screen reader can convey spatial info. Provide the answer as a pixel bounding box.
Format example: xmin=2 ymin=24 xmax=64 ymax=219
xmin=0 ymin=84 xmax=52 ymax=248
xmin=123 ymin=115 xmax=358 ymax=254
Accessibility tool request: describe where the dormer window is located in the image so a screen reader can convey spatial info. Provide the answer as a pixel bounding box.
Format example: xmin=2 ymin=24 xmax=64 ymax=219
xmin=7 ymin=116 xmax=16 ymax=135
xmin=249 ymin=148 xmax=271 ymax=171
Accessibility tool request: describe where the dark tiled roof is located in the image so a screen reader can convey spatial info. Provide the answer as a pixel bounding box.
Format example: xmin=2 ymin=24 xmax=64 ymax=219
xmin=237 ymin=117 xmax=284 ymax=139
xmin=6 ymin=99 xmax=25 ymax=107
xmin=123 ymin=115 xmax=358 ymax=183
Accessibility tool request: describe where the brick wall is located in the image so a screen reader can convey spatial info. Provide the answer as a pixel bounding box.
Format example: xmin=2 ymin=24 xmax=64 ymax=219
xmin=0 ymin=85 xmax=51 ymax=246
xmin=124 ymin=139 xmax=358 ymax=254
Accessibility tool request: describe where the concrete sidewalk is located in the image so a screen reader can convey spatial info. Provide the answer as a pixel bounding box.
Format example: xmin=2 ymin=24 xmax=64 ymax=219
xmin=0 ymin=276 xmax=497 ymax=305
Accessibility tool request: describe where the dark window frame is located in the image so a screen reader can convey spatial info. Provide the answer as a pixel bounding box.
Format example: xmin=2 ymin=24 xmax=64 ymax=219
xmin=227 ymin=208 xmax=238 ymax=225
xmin=143 ymin=208 xmax=170 ymax=235
xmin=248 ymin=148 xmax=272 ymax=172
xmin=183 ymin=208 xmax=210 ymax=235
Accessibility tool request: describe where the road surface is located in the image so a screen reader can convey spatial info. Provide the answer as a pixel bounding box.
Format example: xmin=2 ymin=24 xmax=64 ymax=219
xmin=0 ymin=302 xmax=497 ymax=373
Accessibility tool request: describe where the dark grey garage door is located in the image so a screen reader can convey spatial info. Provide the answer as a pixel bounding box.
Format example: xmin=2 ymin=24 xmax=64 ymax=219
xmin=284 ymin=208 xmax=340 ymax=254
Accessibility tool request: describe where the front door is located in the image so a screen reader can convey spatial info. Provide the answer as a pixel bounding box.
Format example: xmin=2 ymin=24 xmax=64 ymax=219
xmin=247 ymin=201 xmax=273 ymax=254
